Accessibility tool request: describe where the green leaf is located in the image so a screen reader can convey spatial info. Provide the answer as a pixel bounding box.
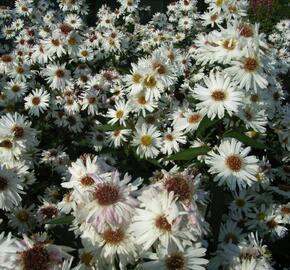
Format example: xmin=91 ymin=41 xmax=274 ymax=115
xmin=144 ymin=158 xmax=163 ymax=168
xmin=165 ymin=146 xmax=210 ymax=161
xmin=46 ymin=215 xmax=74 ymax=225
xmin=223 ymin=130 xmax=267 ymax=150
xmin=96 ymin=124 xmax=126 ymax=132
xmin=196 ymin=116 xmax=219 ymax=138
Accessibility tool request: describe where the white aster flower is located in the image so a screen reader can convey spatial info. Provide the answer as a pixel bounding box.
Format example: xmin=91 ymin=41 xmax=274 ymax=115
xmin=205 ymin=138 xmax=259 ymax=190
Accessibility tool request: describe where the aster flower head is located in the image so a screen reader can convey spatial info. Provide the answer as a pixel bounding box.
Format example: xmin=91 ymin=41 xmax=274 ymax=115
xmin=84 ymin=170 xmax=138 ymax=232
xmin=132 ymin=124 xmax=162 ymax=158
xmin=206 ymin=138 xmax=259 ymax=190
xmin=24 ymin=88 xmax=50 ymax=116
xmin=131 ymin=189 xmax=188 ymax=251
xmin=193 ymin=71 xmax=244 ymax=119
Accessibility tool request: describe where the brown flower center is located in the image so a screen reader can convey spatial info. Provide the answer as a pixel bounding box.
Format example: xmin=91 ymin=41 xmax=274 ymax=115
xmin=188 ymin=113 xmax=201 ymax=124
xmin=243 ymin=58 xmax=259 ymax=72
xmin=228 ymin=5 xmax=237 ymax=13
xmin=16 ymin=66 xmax=25 ymax=74
xmin=80 ymin=50 xmax=88 ymax=57
xmin=235 ymin=198 xmax=245 ymax=207
xmin=94 ymin=184 xmax=119 ymax=205
xmin=211 ymin=90 xmax=226 ymax=101
xmin=55 ymin=69 xmax=65 ymax=78
xmin=32 ymin=96 xmax=41 ymax=105
xmin=80 ymin=252 xmax=93 ymax=266
xmin=267 ymin=219 xmax=278 ymax=229
xmin=226 ymin=155 xmax=243 ymax=172
xmin=165 ymin=254 xmax=185 ymax=270
xmin=1 ymin=54 xmax=12 ymax=63
xmin=12 ymin=126 xmax=24 ymax=138
xmin=51 ymin=39 xmax=60 ymax=46
xmin=153 ymin=63 xmax=166 ymax=75
xmin=68 ymin=37 xmax=77 ymax=45
xmin=240 ymin=25 xmax=254 ymax=37
xmin=281 ymin=206 xmax=290 ymax=214
xmin=250 ymin=94 xmax=259 ymax=103
xmin=0 ymin=176 xmax=8 ymax=191
xmin=155 ymin=216 xmax=172 ymax=232
xmin=11 ymin=85 xmax=21 ymax=92
xmin=144 ymin=75 xmax=157 ymax=89
xmin=81 ymin=176 xmax=95 ymax=186
xmin=210 ymin=14 xmax=218 ymax=21
xmin=164 ymin=176 xmax=192 ymax=201
xmin=59 ymin=23 xmax=73 ymax=35
xmin=224 ymin=233 xmax=238 ymax=244
xmin=165 ymin=134 xmax=174 ymax=141
xmin=137 ymin=96 xmax=146 ymax=105
xmin=0 ymin=139 xmax=13 ymax=149
xmin=103 ymin=228 xmax=125 ymax=245
xmin=16 ymin=210 xmax=29 ymax=222
xmin=86 ymin=96 xmax=95 ymax=104
xmin=20 ymin=245 xmax=50 ymax=270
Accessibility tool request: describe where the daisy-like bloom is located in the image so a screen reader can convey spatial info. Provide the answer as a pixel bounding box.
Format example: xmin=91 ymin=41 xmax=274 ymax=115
xmin=161 ymin=128 xmax=187 ymax=155
xmin=276 ymin=203 xmax=290 ymax=223
xmin=132 ymin=124 xmax=162 ymax=158
xmin=44 ymin=63 xmax=71 ymax=90
xmin=24 ymin=88 xmax=50 ymax=116
xmin=78 ymin=46 xmax=94 ymax=62
xmin=225 ymin=49 xmax=268 ymax=91
xmin=142 ymin=71 xmax=164 ymax=101
xmin=245 ymin=204 xmax=270 ymax=231
xmin=107 ymin=100 xmax=130 ymax=126
xmin=7 ymin=204 xmax=35 ymax=234
xmin=205 ymin=138 xmax=259 ymax=190
xmin=44 ymin=36 xmax=66 ymax=57
xmin=85 ymin=170 xmax=138 ymax=232
xmin=131 ymin=190 xmax=185 ymax=251
xmin=5 ymin=80 xmax=27 ymax=100
xmin=220 ymin=232 xmax=272 ymax=269
xmin=265 ymin=214 xmax=288 ymax=239
xmin=62 ymin=154 xmax=111 ymax=192
xmin=148 ymin=50 xmax=176 ymax=87
xmin=97 ymin=223 xmax=138 ymax=269
xmin=192 ymin=71 xmax=243 ymax=119
xmin=142 ymin=243 xmax=208 ymax=270
xmin=0 ymin=54 xmax=14 ymax=74
xmin=106 ymin=129 xmax=131 ymax=148
xmin=31 ymin=44 xmax=51 ymax=65
xmin=0 ymin=112 xmax=38 ymax=148
xmin=173 ymin=109 xmax=205 ymax=133
xmin=218 ymin=220 xmax=245 ymax=246
xmin=129 ymin=91 xmax=157 ymax=117
xmin=40 ymin=147 xmax=70 ymax=172
xmin=37 ymin=201 xmax=59 ymax=224
xmin=9 ymin=63 xmax=31 ymax=82
xmin=124 ymin=63 xmax=144 ymax=95
xmin=238 ymin=106 xmax=267 ymax=133
xmin=64 ymin=13 xmax=83 ymax=29
xmin=80 ymin=90 xmax=99 ymax=115
xmin=0 ymin=165 xmax=24 ymax=210
xmin=229 ymin=190 xmax=255 ymax=215
xmin=0 ymin=135 xmax=26 ymax=163
xmin=5 ymin=233 xmax=72 ymax=270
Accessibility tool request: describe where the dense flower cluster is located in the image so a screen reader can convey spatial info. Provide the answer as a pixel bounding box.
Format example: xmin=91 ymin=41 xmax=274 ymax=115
xmin=0 ymin=0 xmax=289 ymax=269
